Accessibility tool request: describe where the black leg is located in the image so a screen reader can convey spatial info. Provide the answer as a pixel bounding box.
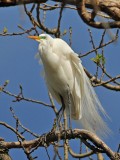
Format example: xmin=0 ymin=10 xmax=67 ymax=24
xmin=55 ymin=86 xmax=73 ymax=130
xmin=55 ymin=95 xmax=65 ymax=127
xmin=66 ymin=85 xmax=72 ymax=130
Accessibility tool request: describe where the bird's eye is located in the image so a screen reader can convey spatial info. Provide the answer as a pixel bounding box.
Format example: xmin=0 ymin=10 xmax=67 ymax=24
xmin=40 ymin=36 xmax=46 ymax=39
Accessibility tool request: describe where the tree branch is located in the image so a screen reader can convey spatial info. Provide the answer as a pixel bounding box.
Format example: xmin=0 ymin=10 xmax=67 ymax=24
xmin=84 ymin=69 xmax=120 ymax=91
xmin=76 ymin=0 xmax=120 ymax=29
xmin=0 ymin=121 xmax=25 ymax=141
xmin=1 ymin=129 xmax=119 ymax=159
xmin=1 ymin=0 xmax=120 ymax=30
xmin=68 ymin=145 xmax=95 ymax=158
xmin=1 ymin=87 xmax=52 ymax=107
xmin=0 ymin=0 xmax=47 ymax=7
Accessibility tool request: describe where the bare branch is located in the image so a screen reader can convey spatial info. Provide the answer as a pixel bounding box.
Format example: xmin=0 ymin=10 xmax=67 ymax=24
xmin=76 ymin=0 xmax=120 ymax=29
xmin=97 ymin=153 xmax=104 ymax=160
xmin=0 ymin=139 xmax=12 ymax=160
xmin=1 ymin=0 xmax=120 ymax=29
xmin=40 ymin=3 xmax=111 ymax=19
xmin=79 ymin=29 xmax=119 ymax=58
xmin=10 ymin=107 xmax=39 ymax=138
xmin=0 ymin=27 xmax=35 ymax=36
xmin=2 ymin=129 xmax=119 ymax=160
xmin=36 ymin=3 xmax=57 ymax=35
xmin=0 ymin=0 xmax=47 ymax=7
xmin=84 ymin=69 xmax=120 ymax=91
xmin=1 ymin=88 xmax=52 ymax=107
xmin=68 ymin=145 xmax=95 ymax=158
xmin=0 ymin=121 xmax=25 ymax=140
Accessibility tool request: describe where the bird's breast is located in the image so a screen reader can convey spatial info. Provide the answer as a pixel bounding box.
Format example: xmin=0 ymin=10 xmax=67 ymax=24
xmin=44 ymin=58 xmax=74 ymax=95
xmin=39 ymin=44 xmax=74 ymax=94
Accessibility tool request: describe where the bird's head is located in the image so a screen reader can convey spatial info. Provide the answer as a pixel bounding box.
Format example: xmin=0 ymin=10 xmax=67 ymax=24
xmin=28 ymin=34 xmax=53 ymax=43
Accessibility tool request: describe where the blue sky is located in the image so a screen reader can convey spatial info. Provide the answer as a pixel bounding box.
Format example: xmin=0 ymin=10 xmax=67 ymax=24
xmin=0 ymin=4 xmax=120 ymax=159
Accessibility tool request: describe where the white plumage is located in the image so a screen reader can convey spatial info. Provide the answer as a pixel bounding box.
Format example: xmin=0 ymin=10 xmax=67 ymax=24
xmin=28 ymin=34 xmax=109 ymax=136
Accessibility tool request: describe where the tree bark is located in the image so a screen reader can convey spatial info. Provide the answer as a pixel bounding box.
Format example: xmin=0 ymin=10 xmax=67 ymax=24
xmin=0 ymin=152 xmax=12 ymax=160
xmin=1 ymin=129 xmax=119 ymax=160
xmin=0 ymin=0 xmax=120 ymax=28
xmin=0 ymin=0 xmax=120 ymax=15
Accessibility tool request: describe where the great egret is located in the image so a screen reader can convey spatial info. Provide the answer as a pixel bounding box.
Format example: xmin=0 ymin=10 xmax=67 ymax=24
xmin=28 ymin=34 xmax=109 ymax=136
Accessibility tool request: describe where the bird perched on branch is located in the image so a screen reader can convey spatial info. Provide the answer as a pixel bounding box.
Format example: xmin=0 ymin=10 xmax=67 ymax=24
xmin=28 ymin=34 xmax=109 ymax=136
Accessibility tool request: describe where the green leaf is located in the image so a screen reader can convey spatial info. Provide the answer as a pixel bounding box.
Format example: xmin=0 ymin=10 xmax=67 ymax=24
xmin=3 ymin=27 xmax=8 ymax=34
xmin=63 ymin=29 xmax=67 ymax=35
xmin=91 ymin=54 xmax=106 ymax=65
xmin=5 ymin=80 xmax=10 ymax=84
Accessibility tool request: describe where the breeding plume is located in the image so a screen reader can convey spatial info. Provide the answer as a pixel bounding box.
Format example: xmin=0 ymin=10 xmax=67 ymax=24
xmin=28 ymin=34 xmax=109 ymax=136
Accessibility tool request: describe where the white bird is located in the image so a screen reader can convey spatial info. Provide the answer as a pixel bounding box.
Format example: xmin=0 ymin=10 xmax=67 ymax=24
xmin=28 ymin=34 xmax=109 ymax=136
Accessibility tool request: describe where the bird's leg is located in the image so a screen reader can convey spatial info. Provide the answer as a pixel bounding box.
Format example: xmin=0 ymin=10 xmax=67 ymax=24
xmin=56 ymin=87 xmax=72 ymax=130
xmin=57 ymin=108 xmax=63 ymax=126
xmin=56 ymin=95 xmax=65 ymax=127
xmin=56 ymin=106 xmax=63 ymax=117
xmin=66 ymin=85 xmax=72 ymax=130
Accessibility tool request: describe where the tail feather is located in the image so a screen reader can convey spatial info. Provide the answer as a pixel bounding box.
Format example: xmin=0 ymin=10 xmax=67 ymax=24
xmin=70 ymin=53 xmax=110 ymax=136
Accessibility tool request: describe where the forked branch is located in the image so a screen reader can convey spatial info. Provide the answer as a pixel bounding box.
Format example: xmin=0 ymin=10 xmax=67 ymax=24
xmin=1 ymin=129 xmax=120 ymax=160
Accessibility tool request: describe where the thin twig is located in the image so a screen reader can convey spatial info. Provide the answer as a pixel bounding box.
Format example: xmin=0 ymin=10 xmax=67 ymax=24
xmin=10 ymin=107 xmax=39 ymax=138
xmin=40 ymin=3 xmax=112 ymax=19
xmin=0 ymin=121 xmax=25 ymax=140
xmin=0 ymin=27 xmax=35 ymax=36
xmin=2 ymin=89 xmax=52 ymax=107
xmin=79 ymin=30 xmax=119 ymax=58
xmin=55 ymin=2 xmax=64 ymax=37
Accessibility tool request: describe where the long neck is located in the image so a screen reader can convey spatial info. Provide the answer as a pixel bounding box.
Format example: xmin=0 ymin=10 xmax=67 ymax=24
xmin=38 ymin=38 xmax=59 ymax=71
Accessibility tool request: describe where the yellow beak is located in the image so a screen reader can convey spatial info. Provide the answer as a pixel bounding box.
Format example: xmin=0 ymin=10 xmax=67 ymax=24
xmin=28 ymin=35 xmax=40 ymax=41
